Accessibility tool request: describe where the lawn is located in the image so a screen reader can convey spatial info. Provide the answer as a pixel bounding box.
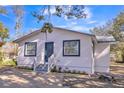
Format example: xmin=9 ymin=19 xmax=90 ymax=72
xmin=0 ymin=61 xmax=123 ymax=88
xmin=110 ymin=61 xmax=124 ymax=75
xmin=63 ymin=62 xmax=124 ymax=88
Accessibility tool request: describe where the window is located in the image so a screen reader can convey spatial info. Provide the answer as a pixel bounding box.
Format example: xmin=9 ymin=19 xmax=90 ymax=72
xmin=24 ymin=42 xmax=37 ymax=56
xmin=63 ymin=40 xmax=80 ymax=56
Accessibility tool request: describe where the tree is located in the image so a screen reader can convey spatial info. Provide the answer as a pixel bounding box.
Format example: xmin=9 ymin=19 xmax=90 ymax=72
xmin=32 ymin=6 xmax=87 ymax=23
xmin=0 ymin=6 xmax=8 ymax=43
xmin=12 ymin=6 xmax=24 ymax=38
xmin=0 ymin=6 xmax=7 ymax=14
xmin=110 ymin=12 xmax=124 ymax=62
xmin=111 ymin=12 xmax=124 ymax=41
xmin=0 ymin=6 xmax=8 ymax=61
xmin=32 ymin=5 xmax=87 ymax=40
xmin=0 ymin=22 xmax=9 ymax=46
xmin=91 ymin=11 xmax=124 ymax=62
xmin=54 ymin=5 xmax=87 ymax=19
xmin=90 ymin=21 xmax=114 ymax=36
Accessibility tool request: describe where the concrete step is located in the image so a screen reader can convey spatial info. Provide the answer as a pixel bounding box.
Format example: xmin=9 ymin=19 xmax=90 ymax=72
xmin=35 ymin=64 xmax=48 ymax=72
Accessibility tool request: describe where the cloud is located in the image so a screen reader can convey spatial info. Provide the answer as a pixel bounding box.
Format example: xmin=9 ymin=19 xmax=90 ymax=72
xmin=56 ymin=21 xmax=91 ymax=32
xmin=64 ymin=6 xmax=95 ymax=25
xmin=43 ymin=6 xmax=93 ymax=22
xmin=63 ymin=6 xmax=92 ymax=21
xmin=57 ymin=24 xmax=91 ymax=32
xmin=29 ymin=28 xmax=38 ymax=32
xmin=86 ymin=20 xmax=97 ymax=24
xmin=54 ymin=6 xmax=94 ymax=32
xmin=69 ymin=26 xmax=91 ymax=31
xmin=84 ymin=7 xmax=92 ymax=19
xmin=56 ymin=25 xmax=67 ymax=28
xmin=82 ymin=6 xmax=98 ymax=25
xmin=44 ymin=6 xmax=56 ymax=15
xmin=70 ymin=21 xmax=77 ymax=25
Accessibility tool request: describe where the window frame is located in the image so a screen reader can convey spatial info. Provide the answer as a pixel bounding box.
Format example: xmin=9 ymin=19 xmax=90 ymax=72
xmin=63 ymin=40 xmax=80 ymax=56
xmin=24 ymin=42 xmax=37 ymax=57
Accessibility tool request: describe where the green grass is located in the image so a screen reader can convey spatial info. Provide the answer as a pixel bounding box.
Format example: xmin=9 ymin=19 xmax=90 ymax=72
xmin=0 ymin=59 xmax=17 ymax=68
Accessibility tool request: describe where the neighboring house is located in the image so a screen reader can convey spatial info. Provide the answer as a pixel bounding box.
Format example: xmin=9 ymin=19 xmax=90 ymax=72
xmin=13 ymin=27 xmax=115 ymax=74
xmin=1 ymin=42 xmax=18 ymax=59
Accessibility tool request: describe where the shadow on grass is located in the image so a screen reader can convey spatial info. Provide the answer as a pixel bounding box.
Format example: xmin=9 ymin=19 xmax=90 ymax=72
xmin=63 ymin=75 xmax=124 ymax=88
xmin=0 ymin=62 xmax=124 ymax=88
xmin=0 ymin=67 xmax=63 ymax=88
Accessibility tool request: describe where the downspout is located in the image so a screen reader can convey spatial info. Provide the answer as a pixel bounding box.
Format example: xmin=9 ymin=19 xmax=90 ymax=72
xmin=91 ymin=40 xmax=95 ymax=74
xmin=91 ymin=36 xmax=96 ymax=74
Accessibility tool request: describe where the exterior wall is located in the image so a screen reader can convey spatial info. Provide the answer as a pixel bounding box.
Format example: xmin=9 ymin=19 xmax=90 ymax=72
xmin=94 ymin=43 xmax=110 ymax=73
xmin=17 ymin=33 xmax=46 ymax=68
xmin=17 ymin=29 xmax=94 ymax=73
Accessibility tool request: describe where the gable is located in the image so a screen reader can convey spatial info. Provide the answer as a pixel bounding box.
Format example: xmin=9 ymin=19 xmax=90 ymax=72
xmin=13 ymin=27 xmax=95 ymax=43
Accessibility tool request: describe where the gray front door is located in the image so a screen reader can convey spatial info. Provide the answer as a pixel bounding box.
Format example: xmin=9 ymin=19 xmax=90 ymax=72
xmin=45 ymin=42 xmax=54 ymax=62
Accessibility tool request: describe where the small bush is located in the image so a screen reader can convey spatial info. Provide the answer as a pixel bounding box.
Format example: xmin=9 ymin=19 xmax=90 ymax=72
xmin=17 ymin=66 xmax=33 ymax=70
xmin=63 ymin=70 xmax=67 ymax=73
xmin=81 ymin=71 xmax=88 ymax=75
xmin=51 ymin=65 xmax=57 ymax=72
xmin=67 ymin=70 xmax=71 ymax=73
xmin=72 ymin=70 xmax=76 ymax=74
xmin=77 ymin=71 xmax=81 ymax=74
xmin=0 ymin=59 xmax=17 ymax=66
xmin=58 ymin=66 xmax=62 ymax=73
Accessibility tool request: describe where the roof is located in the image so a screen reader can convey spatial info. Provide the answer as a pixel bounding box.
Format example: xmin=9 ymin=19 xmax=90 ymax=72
xmin=13 ymin=27 xmax=116 ymax=43
xmin=1 ymin=42 xmax=18 ymax=54
xmin=13 ymin=27 xmax=95 ymax=43
xmin=96 ymin=36 xmax=116 ymax=43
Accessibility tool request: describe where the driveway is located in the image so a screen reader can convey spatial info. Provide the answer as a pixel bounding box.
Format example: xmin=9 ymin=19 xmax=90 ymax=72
xmin=0 ymin=62 xmax=124 ymax=88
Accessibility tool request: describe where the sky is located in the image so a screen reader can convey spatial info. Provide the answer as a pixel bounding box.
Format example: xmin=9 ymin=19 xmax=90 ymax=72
xmin=0 ymin=5 xmax=124 ymax=40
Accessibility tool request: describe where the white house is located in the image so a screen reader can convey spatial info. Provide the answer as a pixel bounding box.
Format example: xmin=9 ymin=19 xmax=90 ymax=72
xmin=13 ymin=27 xmax=115 ymax=74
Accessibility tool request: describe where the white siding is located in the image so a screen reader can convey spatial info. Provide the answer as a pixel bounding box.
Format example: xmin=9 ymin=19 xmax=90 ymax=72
xmin=94 ymin=43 xmax=110 ymax=73
xmin=17 ymin=33 xmax=46 ymax=67
xmin=47 ymin=29 xmax=94 ymax=74
xmin=17 ymin=29 xmax=94 ymax=74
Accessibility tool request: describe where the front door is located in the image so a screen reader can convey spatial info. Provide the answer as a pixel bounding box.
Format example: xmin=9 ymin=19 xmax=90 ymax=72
xmin=45 ymin=42 xmax=54 ymax=63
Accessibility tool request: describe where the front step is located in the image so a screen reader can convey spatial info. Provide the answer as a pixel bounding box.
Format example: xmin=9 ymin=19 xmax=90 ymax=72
xmin=35 ymin=64 xmax=48 ymax=73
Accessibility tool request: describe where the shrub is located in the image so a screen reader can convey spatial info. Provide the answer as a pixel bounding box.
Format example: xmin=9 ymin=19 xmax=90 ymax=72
xmin=51 ymin=65 xmax=57 ymax=72
xmin=0 ymin=59 xmax=17 ymax=66
xmin=17 ymin=66 xmax=33 ymax=70
xmin=81 ymin=71 xmax=88 ymax=75
xmin=58 ymin=66 xmax=62 ymax=73
xmin=63 ymin=70 xmax=67 ymax=73
xmin=72 ymin=70 xmax=76 ymax=74
xmin=67 ymin=70 xmax=71 ymax=73
xmin=77 ymin=71 xmax=81 ymax=74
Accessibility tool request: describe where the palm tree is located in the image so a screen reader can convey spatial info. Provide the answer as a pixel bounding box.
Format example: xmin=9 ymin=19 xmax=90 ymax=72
xmin=32 ymin=5 xmax=87 ymax=40
xmin=32 ymin=6 xmax=53 ymax=41
xmin=41 ymin=22 xmax=53 ymax=40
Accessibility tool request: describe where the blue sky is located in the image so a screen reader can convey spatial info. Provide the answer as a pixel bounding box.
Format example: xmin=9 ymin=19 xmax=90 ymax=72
xmin=0 ymin=5 xmax=124 ymax=40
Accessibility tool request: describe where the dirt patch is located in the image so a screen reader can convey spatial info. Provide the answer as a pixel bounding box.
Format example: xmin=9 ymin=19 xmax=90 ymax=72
xmin=63 ymin=74 xmax=124 ymax=88
xmin=62 ymin=62 xmax=124 ymax=88
xmin=0 ymin=67 xmax=63 ymax=88
xmin=0 ymin=62 xmax=124 ymax=88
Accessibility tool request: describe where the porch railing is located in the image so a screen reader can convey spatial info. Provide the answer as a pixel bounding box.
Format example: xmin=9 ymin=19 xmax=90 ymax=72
xmin=33 ymin=58 xmax=37 ymax=71
xmin=48 ymin=54 xmax=57 ymax=72
xmin=33 ymin=54 xmax=57 ymax=72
